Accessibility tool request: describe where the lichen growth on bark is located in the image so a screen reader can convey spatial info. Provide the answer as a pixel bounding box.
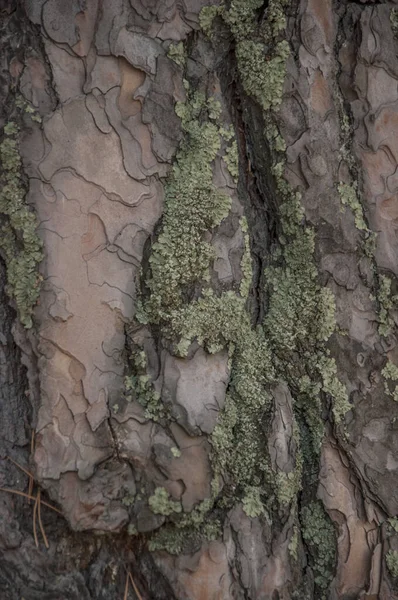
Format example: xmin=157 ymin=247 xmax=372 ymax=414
xmin=301 ymin=501 xmax=337 ymax=598
xmin=144 ymin=90 xmax=231 ymax=324
xmin=382 ymin=359 xmax=398 ymax=402
xmin=148 ymin=487 xmax=182 ymax=516
xmin=386 ymin=550 xmax=398 ymax=578
xmin=338 ymin=182 xmax=368 ymax=232
xmin=242 ymin=486 xmax=266 ymax=518
xmin=377 ymin=274 xmax=397 ymax=337
xmin=124 ymin=349 xmax=165 ymax=421
xmin=138 ymin=0 xmax=350 ymax=560
xmin=167 ymin=41 xmax=186 ymax=67
xmin=0 ymin=118 xmax=43 ymax=328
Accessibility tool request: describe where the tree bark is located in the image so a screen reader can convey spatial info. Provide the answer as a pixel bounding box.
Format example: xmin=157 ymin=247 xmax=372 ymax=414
xmin=1 ymin=0 xmax=398 ymax=599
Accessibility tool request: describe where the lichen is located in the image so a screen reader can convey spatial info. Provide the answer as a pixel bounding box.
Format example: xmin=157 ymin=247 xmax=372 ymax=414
xmin=148 ymin=497 xmax=221 ymax=554
xmin=377 ymin=274 xmax=397 ymax=337
xmin=148 ymin=487 xmax=182 ymax=516
xmin=235 ymin=40 xmax=290 ymax=111
xmin=301 ymin=502 xmax=337 ymax=598
xmin=138 ymin=0 xmax=347 ymax=562
xmin=0 ymin=119 xmax=43 ymax=328
xmin=224 ymin=140 xmax=239 ymax=182
xmin=391 ymin=8 xmax=398 ymax=36
xmin=171 ymin=446 xmax=181 ymax=458
xmin=386 ymin=550 xmax=398 ymax=577
xmin=242 ymin=486 xmax=266 ymax=518
xmin=167 ymin=41 xmax=186 ymax=67
xmin=199 ymin=4 xmax=225 ymax=37
xmin=124 ymin=349 xmax=165 ymax=421
xmin=382 ymin=359 xmax=398 ymax=402
xmin=144 ymin=91 xmax=231 ymax=324
xmin=338 ymin=182 xmax=368 ymax=232
xmin=239 ymin=216 xmax=253 ymax=299
xmin=388 ymin=517 xmax=398 ymax=533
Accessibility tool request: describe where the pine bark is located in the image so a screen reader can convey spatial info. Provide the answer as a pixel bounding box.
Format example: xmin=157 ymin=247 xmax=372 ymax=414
xmin=1 ymin=1 xmax=398 ymax=599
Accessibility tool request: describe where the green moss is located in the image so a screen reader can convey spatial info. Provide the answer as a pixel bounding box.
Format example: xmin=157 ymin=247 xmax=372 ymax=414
xmin=387 ymin=550 xmax=398 ymax=577
xmin=382 ymin=360 xmax=398 ymax=402
xmin=301 ymin=502 xmax=336 ymax=598
xmin=0 ymin=120 xmax=43 ymax=328
xmin=338 ymin=182 xmax=368 ymax=232
xmin=148 ymin=487 xmax=182 ymax=516
xmin=167 ymin=42 xmax=186 ymax=68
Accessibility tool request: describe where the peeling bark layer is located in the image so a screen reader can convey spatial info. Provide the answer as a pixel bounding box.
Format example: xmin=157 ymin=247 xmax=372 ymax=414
xmin=2 ymin=0 xmax=398 ymax=599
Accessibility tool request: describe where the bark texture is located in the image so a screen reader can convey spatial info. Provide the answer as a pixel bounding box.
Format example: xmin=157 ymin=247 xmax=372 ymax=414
xmin=2 ymin=0 xmax=398 ymax=598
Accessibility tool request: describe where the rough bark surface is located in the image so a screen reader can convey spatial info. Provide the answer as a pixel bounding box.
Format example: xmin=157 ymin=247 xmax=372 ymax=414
xmin=2 ymin=0 xmax=398 ymax=599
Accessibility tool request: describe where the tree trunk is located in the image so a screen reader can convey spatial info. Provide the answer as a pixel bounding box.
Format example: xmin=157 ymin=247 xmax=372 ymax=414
xmin=1 ymin=0 xmax=398 ymax=598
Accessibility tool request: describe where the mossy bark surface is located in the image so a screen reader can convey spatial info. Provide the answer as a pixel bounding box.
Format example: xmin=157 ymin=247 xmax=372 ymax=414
xmin=2 ymin=1 xmax=398 ymax=599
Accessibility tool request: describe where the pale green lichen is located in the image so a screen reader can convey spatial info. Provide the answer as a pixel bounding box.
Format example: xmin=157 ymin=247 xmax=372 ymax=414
xmin=127 ymin=524 xmax=138 ymax=536
xmin=316 ymin=354 xmax=351 ymax=423
xmin=338 ymin=182 xmax=368 ymax=232
xmin=122 ymin=493 xmax=136 ymax=507
xmin=391 ymin=8 xmax=398 ymax=36
xmin=264 ymin=0 xmax=289 ymax=37
xmin=145 ymin=91 xmax=231 ymax=324
xmin=265 ymin=167 xmax=349 ymax=432
xmin=148 ymin=487 xmax=182 ymax=516
xmin=223 ymin=0 xmax=263 ymax=40
xmin=0 ymin=120 xmax=43 ymax=328
xmin=148 ymin=498 xmax=221 ymax=554
xmin=264 ymin=118 xmax=286 ymax=153
xmin=235 ymin=40 xmax=290 ymax=111
xmin=207 ymin=97 xmax=222 ymax=121
xmin=171 ymin=446 xmax=181 ymax=458
xmin=239 ymin=217 xmax=252 ymax=299
xmin=377 ymin=274 xmax=397 ymax=337
xmin=199 ymin=4 xmax=224 ymax=37
xmin=124 ymin=350 xmax=164 ymax=420
xmin=167 ymin=41 xmax=186 ymax=67
xmin=388 ymin=517 xmax=398 ymax=533
xmin=242 ymin=486 xmax=266 ymax=518
xmin=224 ymin=140 xmax=239 ymax=181
xmin=387 ymin=550 xmax=398 ymax=577
xmin=140 ymin=0 xmax=347 ymax=557
xmin=301 ymin=502 xmax=337 ymax=598
xmin=382 ymin=359 xmax=398 ymax=402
